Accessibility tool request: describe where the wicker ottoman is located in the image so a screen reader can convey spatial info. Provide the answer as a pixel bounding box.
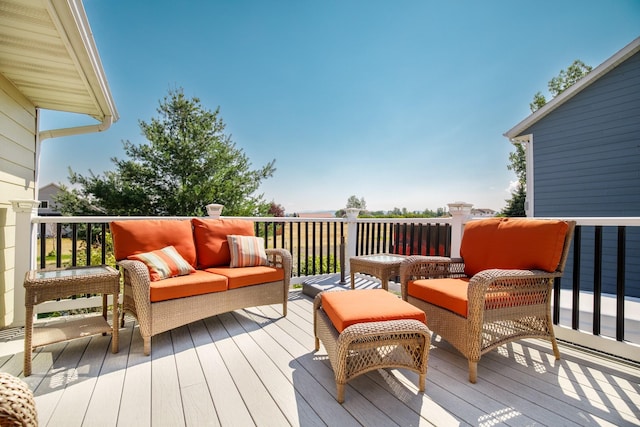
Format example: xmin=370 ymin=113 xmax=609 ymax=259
xmin=0 ymin=372 xmax=38 ymax=426
xmin=313 ymin=289 xmax=430 ymax=403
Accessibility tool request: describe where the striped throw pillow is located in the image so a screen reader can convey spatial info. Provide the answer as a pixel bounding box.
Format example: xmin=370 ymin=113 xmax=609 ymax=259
xmin=128 ymin=245 xmax=196 ymax=281
xmin=227 ymin=235 xmax=268 ymax=267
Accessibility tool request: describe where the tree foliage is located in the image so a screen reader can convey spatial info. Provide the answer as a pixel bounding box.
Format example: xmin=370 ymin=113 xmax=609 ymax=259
xmin=503 ymin=59 xmax=592 ymax=217
xmin=57 ymin=88 xmax=276 ymax=216
xmin=268 ymin=201 xmax=285 ymax=217
xmin=529 ymin=60 xmax=593 ymax=113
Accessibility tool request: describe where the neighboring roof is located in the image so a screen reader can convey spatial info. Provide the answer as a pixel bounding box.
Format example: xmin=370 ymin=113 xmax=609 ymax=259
xmin=39 ymin=182 xmax=62 ymax=192
xmin=504 ymin=37 xmax=640 ymax=141
xmin=0 ymin=0 xmax=118 ymax=122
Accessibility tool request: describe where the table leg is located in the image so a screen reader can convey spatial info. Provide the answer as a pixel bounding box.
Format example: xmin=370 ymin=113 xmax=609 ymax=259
xmin=23 ymin=303 xmax=33 ymax=377
xmin=111 ymin=292 xmax=119 ymax=353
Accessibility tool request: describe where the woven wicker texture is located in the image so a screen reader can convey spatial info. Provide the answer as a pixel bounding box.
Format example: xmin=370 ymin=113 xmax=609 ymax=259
xmin=23 ymin=265 xmax=119 ymax=377
xmin=0 ymin=372 xmax=37 ymax=426
xmin=400 ymin=220 xmax=576 ymax=383
xmin=314 ymin=291 xmax=430 ymax=403
xmin=349 ymin=254 xmax=407 ymax=291
xmin=118 ymin=247 xmax=292 ymax=355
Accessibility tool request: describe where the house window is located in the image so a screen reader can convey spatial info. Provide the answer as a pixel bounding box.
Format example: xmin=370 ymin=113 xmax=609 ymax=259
xmin=40 ymin=200 xmax=49 ymax=209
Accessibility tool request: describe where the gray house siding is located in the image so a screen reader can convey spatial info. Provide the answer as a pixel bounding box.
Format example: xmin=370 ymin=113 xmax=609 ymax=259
xmin=520 ymin=51 xmax=640 ymax=298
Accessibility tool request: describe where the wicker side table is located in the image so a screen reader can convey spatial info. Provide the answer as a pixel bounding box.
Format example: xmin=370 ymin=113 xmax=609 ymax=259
xmin=350 ymin=254 xmax=406 ymax=291
xmin=23 ymin=265 xmax=120 ymax=376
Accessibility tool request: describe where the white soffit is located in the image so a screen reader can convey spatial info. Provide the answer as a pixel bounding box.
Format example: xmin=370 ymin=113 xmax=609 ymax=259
xmin=0 ymin=0 xmax=118 ymax=121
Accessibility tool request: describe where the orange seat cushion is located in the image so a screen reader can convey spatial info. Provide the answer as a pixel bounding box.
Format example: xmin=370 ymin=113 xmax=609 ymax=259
xmin=408 ymin=278 xmax=470 ymax=317
xmin=192 ymin=218 xmax=255 ymax=268
xmin=460 ymin=218 xmax=569 ymax=277
xmin=321 ymin=289 xmax=426 ymax=333
xmin=205 ymin=266 xmax=285 ymax=289
xmin=409 ymin=277 xmax=548 ymax=318
xmin=111 ymin=220 xmax=197 ymax=267
xmin=149 ymin=270 xmax=228 ymax=302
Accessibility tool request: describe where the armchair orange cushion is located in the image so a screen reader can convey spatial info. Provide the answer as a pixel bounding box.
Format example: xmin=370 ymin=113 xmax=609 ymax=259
xmin=111 ymin=220 xmax=197 ymax=267
xmin=408 ymin=278 xmax=470 ymax=317
xmin=192 ymin=218 xmax=255 ymax=268
xmin=460 ymin=218 xmax=568 ymax=277
xmin=322 ymin=289 xmax=426 ymax=333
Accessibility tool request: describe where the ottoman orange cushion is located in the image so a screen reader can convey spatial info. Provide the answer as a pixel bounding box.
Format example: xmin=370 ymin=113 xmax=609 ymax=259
xmin=322 ymin=289 xmax=426 ymax=333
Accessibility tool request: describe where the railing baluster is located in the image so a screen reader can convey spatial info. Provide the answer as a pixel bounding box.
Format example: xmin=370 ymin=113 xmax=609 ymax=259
xmin=616 ymin=226 xmax=626 ymax=341
xmin=571 ymin=226 xmax=581 ymax=330
xmin=71 ymin=223 xmax=78 ymax=266
xmin=297 ymin=222 xmax=302 ymax=277
xmin=86 ymin=223 xmax=92 ymax=266
xmin=56 ymin=223 xmax=62 ymax=267
xmin=319 ymin=222 xmax=323 ymax=275
xmin=39 ymin=223 xmax=47 ymax=269
xmin=593 ymin=226 xmax=603 ymax=336
xmin=101 ymin=223 xmax=107 ymax=264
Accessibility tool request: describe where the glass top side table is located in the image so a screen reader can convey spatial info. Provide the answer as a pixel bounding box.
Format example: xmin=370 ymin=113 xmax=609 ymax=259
xmin=349 ymin=254 xmax=407 ymax=291
xmin=23 ymin=265 xmax=120 ymax=376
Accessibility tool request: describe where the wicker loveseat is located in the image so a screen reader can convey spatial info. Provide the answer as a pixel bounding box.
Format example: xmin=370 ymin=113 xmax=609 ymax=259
xmin=111 ymin=218 xmax=292 ymax=355
xmin=400 ymin=217 xmax=575 ymax=383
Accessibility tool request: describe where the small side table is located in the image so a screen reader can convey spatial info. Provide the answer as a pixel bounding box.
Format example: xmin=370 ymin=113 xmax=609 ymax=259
xmin=23 ymin=265 xmax=120 ymax=376
xmin=350 ymin=254 xmax=406 ymax=291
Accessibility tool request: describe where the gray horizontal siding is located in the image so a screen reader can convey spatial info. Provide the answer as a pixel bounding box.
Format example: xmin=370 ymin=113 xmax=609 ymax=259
xmin=528 ymin=51 xmax=640 ymax=218
xmin=521 ymin=51 xmax=640 ymax=297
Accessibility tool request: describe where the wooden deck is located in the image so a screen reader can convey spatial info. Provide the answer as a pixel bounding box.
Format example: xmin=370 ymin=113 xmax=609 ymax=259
xmin=1 ymin=285 xmax=639 ymax=426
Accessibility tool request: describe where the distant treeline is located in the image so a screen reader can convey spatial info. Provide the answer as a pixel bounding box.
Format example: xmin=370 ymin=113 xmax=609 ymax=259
xmin=334 ymin=207 xmax=449 ymax=218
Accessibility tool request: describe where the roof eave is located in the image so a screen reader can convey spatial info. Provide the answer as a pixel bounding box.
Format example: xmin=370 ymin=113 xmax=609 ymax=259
xmin=504 ymin=36 xmax=640 ymax=140
xmin=50 ymin=0 xmax=119 ymax=122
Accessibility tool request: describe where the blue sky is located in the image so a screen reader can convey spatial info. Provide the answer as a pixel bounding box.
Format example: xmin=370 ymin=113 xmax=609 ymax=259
xmin=38 ymin=1 xmax=640 ymax=214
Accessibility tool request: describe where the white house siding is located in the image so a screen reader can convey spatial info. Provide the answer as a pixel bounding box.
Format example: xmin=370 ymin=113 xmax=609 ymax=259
xmin=0 ymin=73 xmax=36 ymax=327
xmin=522 ymin=51 xmax=640 ymax=297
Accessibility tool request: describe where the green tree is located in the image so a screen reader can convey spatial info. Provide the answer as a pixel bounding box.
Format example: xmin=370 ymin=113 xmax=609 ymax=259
xmin=59 ymin=88 xmax=276 ymax=216
xmin=267 ymin=201 xmax=285 ymax=217
xmin=530 ymin=60 xmax=593 ymax=112
xmin=503 ymin=59 xmax=592 ymax=216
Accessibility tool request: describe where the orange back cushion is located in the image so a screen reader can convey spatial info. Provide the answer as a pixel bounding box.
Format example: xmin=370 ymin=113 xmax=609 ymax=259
xmin=192 ymin=218 xmax=255 ymax=268
xmin=460 ymin=218 xmax=569 ymax=276
xmin=110 ymin=219 xmax=197 ymax=266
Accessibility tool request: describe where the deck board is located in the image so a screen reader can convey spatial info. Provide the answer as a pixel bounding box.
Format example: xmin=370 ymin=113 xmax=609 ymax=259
xmin=1 ymin=285 xmax=639 ymax=427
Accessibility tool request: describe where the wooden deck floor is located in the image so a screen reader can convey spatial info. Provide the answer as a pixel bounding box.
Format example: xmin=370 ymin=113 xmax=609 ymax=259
xmin=1 ymin=287 xmax=639 ymax=426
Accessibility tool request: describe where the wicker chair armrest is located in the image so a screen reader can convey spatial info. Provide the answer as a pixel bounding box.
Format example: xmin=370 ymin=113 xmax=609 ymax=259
xmin=266 ymin=248 xmax=292 ymax=288
xmin=466 ymin=268 xmax=559 ymax=316
xmin=400 ymin=256 xmax=453 ymax=300
xmin=117 ymin=259 xmax=152 ymax=323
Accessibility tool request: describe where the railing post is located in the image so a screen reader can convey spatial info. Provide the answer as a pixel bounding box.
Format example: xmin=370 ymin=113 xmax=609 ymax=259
xmin=344 ymin=208 xmax=360 ymax=275
xmin=206 ymin=203 xmax=224 ymax=218
xmin=10 ymin=200 xmax=39 ymax=327
xmin=447 ymin=202 xmax=473 ymax=258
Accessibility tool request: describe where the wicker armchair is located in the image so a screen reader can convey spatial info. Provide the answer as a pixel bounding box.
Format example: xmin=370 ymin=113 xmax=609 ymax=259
xmin=400 ymin=218 xmax=575 ymax=383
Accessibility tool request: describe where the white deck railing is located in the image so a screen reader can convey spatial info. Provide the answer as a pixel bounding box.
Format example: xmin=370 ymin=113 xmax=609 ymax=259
xmin=10 ymin=202 xmax=640 ymax=362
